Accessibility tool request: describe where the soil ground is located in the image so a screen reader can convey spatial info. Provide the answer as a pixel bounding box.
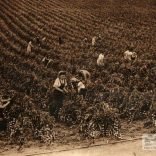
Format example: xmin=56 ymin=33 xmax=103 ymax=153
xmin=0 ymin=120 xmax=155 ymax=156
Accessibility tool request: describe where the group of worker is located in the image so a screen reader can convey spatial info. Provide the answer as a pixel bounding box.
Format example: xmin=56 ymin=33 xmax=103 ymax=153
xmin=26 ymin=35 xmax=137 ymax=120
xmin=49 ymin=70 xmax=91 ymax=120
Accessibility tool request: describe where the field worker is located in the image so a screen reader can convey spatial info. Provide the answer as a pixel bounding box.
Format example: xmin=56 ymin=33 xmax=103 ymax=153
xmin=77 ymin=69 xmax=91 ymax=85
xmin=81 ymin=37 xmax=88 ymax=46
xmin=26 ymin=41 xmax=33 ymax=54
xmin=59 ymin=36 xmax=63 ymax=45
xmin=92 ymin=36 xmax=97 ymax=46
xmin=98 ymin=33 xmax=102 ymax=40
xmin=83 ymin=37 xmax=88 ymax=42
xmin=83 ymin=37 xmax=88 ymax=45
xmin=42 ymin=56 xmax=53 ymax=67
xmin=97 ymin=53 xmax=104 ymax=66
xmin=70 ymin=77 xmax=87 ymax=99
xmin=0 ymin=96 xmax=11 ymax=109
xmin=49 ymin=71 xmax=68 ymax=119
xmin=70 ymin=77 xmax=79 ymax=100
xmin=70 ymin=77 xmax=79 ymax=93
xmin=42 ymin=37 xmax=46 ymax=42
xmin=35 ymin=36 xmax=40 ymax=45
xmin=124 ymin=50 xmax=137 ymax=61
xmin=77 ymin=80 xmax=87 ymax=99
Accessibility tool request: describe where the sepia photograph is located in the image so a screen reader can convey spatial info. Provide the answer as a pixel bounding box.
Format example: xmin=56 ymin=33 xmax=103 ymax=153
xmin=0 ymin=0 xmax=156 ymax=155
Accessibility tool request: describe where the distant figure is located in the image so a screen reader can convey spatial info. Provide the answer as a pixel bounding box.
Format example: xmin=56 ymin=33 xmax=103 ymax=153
xmin=0 ymin=96 xmax=11 ymax=109
xmin=97 ymin=53 xmax=104 ymax=66
xmin=92 ymin=36 xmax=97 ymax=46
xmin=35 ymin=36 xmax=40 ymax=45
xmin=77 ymin=69 xmax=91 ymax=85
xmin=124 ymin=50 xmax=137 ymax=61
xmin=26 ymin=41 xmax=33 ymax=54
xmin=70 ymin=77 xmax=79 ymax=92
xmin=83 ymin=38 xmax=88 ymax=42
xmin=59 ymin=36 xmax=63 ymax=45
xmin=42 ymin=37 xmax=46 ymax=42
xmin=81 ymin=37 xmax=88 ymax=46
xmin=35 ymin=36 xmax=46 ymax=46
xmin=98 ymin=33 xmax=102 ymax=40
xmin=49 ymin=71 xmax=68 ymax=119
xmin=77 ymin=80 xmax=87 ymax=99
xmin=42 ymin=56 xmax=53 ymax=67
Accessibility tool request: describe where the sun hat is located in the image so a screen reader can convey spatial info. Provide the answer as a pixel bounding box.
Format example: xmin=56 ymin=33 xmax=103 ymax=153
xmin=58 ymin=71 xmax=66 ymax=77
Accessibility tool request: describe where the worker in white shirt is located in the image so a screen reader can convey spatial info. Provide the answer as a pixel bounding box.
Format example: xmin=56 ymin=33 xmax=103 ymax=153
xmin=49 ymin=71 xmax=68 ymax=119
xmin=97 ymin=53 xmax=104 ymax=66
xmin=70 ymin=77 xmax=87 ymax=99
xmin=26 ymin=41 xmax=33 ymax=55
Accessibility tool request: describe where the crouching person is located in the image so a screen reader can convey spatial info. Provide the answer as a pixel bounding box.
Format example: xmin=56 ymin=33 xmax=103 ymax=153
xmin=49 ymin=71 xmax=68 ymax=120
xmin=78 ymin=80 xmax=87 ymax=100
xmin=97 ymin=53 xmax=104 ymax=66
xmin=124 ymin=49 xmax=137 ymax=61
xmin=77 ymin=69 xmax=91 ymax=86
xmin=70 ymin=77 xmax=87 ymax=100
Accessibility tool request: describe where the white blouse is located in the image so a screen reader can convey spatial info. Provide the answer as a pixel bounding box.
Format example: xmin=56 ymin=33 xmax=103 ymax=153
xmin=53 ymin=78 xmax=67 ymax=88
xmin=77 ymin=82 xmax=85 ymax=93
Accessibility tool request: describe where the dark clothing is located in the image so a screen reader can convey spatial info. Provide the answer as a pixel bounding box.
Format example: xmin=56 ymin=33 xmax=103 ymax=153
xmin=49 ymin=78 xmax=66 ymax=119
xmin=59 ymin=37 xmax=63 ymax=45
xmin=49 ymin=89 xmax=64 ymax=119
xmin=79 ymin=88 xmax=87 ymax=99
xmin=71 ymin=81 xmax=78 ymax=93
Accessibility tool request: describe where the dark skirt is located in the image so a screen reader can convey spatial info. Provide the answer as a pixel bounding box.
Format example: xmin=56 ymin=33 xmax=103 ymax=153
xmin=79 ymin=88 xmax=87 ymax=98
xmin=49 ymin=89 xmax=64 ymax=119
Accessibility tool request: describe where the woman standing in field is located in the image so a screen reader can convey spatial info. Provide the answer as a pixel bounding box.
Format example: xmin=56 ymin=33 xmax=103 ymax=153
xmin=26 ymin=41 xmax=33 ymax=55
xmin=49 ymin=71 xmax=68 ymax=119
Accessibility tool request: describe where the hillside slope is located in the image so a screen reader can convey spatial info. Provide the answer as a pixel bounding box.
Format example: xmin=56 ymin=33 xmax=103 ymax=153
xmin=0 ymin=0 xmax=156 ymax=148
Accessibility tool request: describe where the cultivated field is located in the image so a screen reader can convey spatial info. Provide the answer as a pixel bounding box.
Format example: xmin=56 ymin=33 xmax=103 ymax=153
xmin=0 ymin=0 xmax=156 ymax=153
